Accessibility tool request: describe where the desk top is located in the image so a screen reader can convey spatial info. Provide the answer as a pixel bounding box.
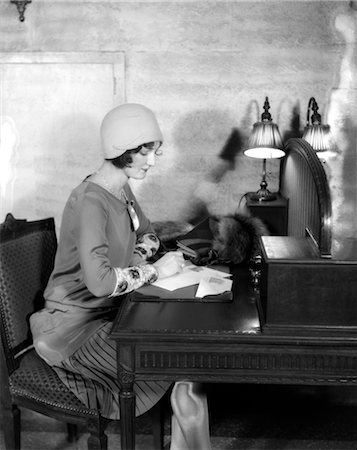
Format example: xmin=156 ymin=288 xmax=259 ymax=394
xmin=112 ymin=263 xmax=357 ymax=346
xmin=112 ymin=265 xmax=261 ymax=342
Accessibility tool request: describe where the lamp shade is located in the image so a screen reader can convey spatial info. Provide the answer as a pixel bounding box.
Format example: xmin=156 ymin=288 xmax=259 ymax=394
xmin=244 ymin=97 xmax=285 ymax=159
xmin=302 ymin=97 xmax=332 ymax=153
xmin=244 ymin=121 xmax=285 ymax=159
xmin=303 ymin=124 xmax=331 ymax=152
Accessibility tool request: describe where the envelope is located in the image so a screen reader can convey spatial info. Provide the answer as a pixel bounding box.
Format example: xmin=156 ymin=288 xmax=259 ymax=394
xmin=195 ymin=276 xmax=233 ymax=298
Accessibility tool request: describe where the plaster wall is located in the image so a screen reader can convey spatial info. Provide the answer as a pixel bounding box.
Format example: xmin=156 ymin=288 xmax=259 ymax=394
xmin=0 ymin=0 xmax=356 ymax=255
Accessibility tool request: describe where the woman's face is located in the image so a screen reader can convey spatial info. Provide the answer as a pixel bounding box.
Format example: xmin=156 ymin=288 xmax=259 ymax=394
xmin=124 ymin=147 xmax=159 ymax=180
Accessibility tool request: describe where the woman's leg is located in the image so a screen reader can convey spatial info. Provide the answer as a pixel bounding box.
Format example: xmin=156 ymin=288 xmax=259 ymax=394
xmin=53 ymin=322 xmax=170 ymax=419
xmin=170 ymin=381 xmax=211 ymax=450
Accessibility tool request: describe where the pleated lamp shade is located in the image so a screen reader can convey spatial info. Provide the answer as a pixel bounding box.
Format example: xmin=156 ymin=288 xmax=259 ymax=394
xmin=302 ymin=97 xmax=332 ymax=154
xmin=244 ymin=121 xmax=285 ymax=159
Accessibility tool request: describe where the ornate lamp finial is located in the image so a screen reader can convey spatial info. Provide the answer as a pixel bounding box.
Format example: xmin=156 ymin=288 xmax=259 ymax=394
xmin=10 ymin=0 xmax=32 ymax=22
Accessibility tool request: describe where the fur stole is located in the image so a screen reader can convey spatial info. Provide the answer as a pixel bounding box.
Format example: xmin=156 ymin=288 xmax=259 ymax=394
xmin=153 ymin=213 xmax=269 ymax=265
xmin=202 ymin=213 xmax=269 ymax=265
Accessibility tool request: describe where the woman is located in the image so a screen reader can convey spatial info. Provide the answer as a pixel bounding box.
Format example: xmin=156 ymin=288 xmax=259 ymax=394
xmin=30 ymin=103 xmax=211 ymax=449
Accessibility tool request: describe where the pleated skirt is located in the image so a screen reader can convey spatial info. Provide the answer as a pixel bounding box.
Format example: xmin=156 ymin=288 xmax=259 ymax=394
xmin=53 ymin=321 xmax=171 ymax=419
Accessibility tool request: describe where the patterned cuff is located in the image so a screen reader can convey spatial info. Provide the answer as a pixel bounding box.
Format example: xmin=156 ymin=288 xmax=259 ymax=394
xmin=110 ymin=264 xmax=159 ymax=297
xmin=133 ymin=233 xmax=160 ymax=262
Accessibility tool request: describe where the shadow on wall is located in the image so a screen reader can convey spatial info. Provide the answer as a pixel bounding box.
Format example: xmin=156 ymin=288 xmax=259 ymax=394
xmin=281 ymin=103 xmax=303 ymax=143
xmin=138 ymin=102 xmax=306 ymax=225
xmin=171 ymin=108 xmax=245 ymax=224
xmin=163 ymin=102 xmax=303 ymax=224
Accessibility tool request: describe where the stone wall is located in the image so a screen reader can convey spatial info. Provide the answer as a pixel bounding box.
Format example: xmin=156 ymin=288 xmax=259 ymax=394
xmin=0 ymin=0 xmax=356 ymax=254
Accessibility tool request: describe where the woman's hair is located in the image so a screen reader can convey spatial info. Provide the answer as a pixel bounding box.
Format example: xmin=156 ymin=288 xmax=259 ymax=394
xmin=106 ymin=147 xmax=141 ymax=168
xmin=105 ymin=141 xmax=161 ymax=168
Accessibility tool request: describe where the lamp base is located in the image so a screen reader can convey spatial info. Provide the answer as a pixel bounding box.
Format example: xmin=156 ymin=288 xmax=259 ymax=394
xmin=251 ymin=164 xmax=278 ymax=202
xmin=250 ymin=189 xmax=277 ymax=202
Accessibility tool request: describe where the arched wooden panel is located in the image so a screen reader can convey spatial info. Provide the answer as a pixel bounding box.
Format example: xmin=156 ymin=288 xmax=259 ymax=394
xmin=279 ymin=138 xmax=332 ymax=258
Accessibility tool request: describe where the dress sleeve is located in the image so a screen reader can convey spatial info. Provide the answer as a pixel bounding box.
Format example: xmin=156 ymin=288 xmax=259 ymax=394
xmin=110 ymin=264 xmax=158 ymax=297
xmin=75 ymin=191 xmax=158 ymax=298
xmin=131 ymin=233 xmax=160 ymax=265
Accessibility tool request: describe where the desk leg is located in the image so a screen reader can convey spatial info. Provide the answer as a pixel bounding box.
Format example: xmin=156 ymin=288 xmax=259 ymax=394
xmin=118 ymin=344 xmax=135 ymax=450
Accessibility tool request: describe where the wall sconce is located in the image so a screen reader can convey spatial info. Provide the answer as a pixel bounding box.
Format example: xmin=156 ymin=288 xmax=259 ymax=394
xmin=10 ymin=0 xmax=31 ymax=22
xmin=244 ymin=97 xmax=285 ymax=201
xmin=302 ymin=97 xmax=332 ymax=155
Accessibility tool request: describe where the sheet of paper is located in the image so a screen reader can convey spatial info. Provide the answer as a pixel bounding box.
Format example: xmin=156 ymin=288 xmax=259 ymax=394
xmin=195 ymin=276 xmax=233 ymax=298
xmin=152 ymin=266 xmax=202 ymax=291
xmin=152 ymin=263 xmax=231 ymax=292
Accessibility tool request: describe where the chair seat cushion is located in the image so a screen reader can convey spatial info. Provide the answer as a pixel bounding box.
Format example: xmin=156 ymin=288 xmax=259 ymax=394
xmin=9 ymin=349 xmax=100 ymax=418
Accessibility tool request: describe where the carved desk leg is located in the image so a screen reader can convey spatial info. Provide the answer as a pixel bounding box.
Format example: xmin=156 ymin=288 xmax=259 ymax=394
xmin=118 ymin=344 xmax=136 ymax=450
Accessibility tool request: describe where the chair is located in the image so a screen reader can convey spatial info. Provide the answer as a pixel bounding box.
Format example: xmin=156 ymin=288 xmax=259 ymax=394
xmin=0 ymin=213 xmax=164 ymax=450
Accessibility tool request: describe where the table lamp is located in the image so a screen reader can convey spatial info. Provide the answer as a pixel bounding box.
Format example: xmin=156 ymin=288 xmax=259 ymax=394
xmin=302 ymin=97 xmax=332 ymax=156
xmin=244 ymin=97 xmax=285 ymax=201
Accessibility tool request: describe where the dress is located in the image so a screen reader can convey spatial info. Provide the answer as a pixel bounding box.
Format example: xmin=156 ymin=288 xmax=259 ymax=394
xmin=30 ymin=178 xmax=170 ymax=419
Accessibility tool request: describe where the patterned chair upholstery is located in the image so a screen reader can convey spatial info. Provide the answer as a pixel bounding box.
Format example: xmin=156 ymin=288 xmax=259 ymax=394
xmin=0 ymin=214 xmax=164 ymax=450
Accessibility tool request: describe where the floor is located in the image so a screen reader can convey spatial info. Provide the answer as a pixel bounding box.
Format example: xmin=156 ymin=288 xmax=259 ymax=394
xmin=2 ymin=384 xmax=357 ymax=450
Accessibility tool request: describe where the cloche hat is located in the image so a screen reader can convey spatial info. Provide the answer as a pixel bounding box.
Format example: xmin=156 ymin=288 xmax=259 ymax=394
xmin=100 ymin=103 xmax=163 ymax=159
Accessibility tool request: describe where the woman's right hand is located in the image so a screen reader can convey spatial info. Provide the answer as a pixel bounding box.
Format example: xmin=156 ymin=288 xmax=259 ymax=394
xmin=153 ymin=251 xmax=186 ymax=279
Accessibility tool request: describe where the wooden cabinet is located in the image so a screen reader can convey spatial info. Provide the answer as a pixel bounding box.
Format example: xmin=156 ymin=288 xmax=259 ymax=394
xmin=258 ymin=235 xmax=357 ymax=334
xmin=245 ymin=192 xmax=288 ymax=236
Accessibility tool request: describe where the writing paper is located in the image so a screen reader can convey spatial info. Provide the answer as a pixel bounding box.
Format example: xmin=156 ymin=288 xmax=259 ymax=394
xmin=152 ymin=263 xmax=231 ymax=292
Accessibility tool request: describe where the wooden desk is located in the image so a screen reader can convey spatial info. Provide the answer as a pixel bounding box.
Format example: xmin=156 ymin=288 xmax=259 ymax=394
xmin=111 ymin=266 xmax=357 ymax=450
